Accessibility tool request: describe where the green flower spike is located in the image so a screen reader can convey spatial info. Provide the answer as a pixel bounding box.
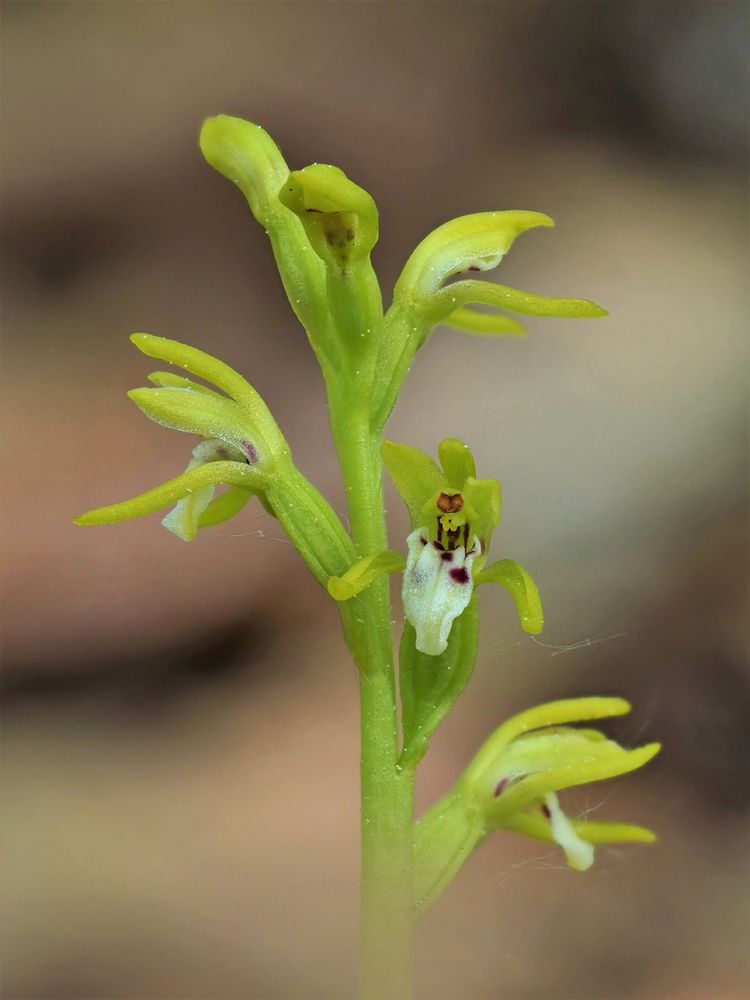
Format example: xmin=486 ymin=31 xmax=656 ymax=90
xmin=414 ymin=697 xmax=660 ymax=916
xmin=75 ymin=333 xmax=356 ymax=586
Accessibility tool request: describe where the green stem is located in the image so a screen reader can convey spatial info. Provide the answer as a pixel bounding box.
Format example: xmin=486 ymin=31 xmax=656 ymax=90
xmin=329 ymin=400 xmax=415 ymax=1000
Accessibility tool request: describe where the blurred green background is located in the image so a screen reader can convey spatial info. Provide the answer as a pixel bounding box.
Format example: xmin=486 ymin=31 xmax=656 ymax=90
xmin=1 ymin=2 xmax=747 ymax=998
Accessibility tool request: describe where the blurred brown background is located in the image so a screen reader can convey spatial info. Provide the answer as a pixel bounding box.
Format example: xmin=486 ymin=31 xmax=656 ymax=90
xmin=1 ymin=2 xmax=748 ymax=998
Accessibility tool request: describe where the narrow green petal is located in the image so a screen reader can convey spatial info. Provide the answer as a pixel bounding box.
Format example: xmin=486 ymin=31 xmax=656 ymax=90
xmin=74 ymin=462 xmax=260 ymax=526
xmin=476 ymin=558 xmax=543 ymax=634
xmin=128 ymin=387 xmax=262 ymax=457
xmin=381 ymin=439 xmax=446 ymax=529
xmin=505 ymin=808 xmax=657 ymax=846
xmin=443 ymin=306 xmax=527 ymax=337
xmin=327 ymin=550 xmax=405 ymax=601
xmin=197 ymin=486 xmax=254 ymax=528
xmin=438 ymin=438 xmax=476 ymax=489
xmin=147 ymin=370 xmax=225 ymax=398
xmin=437 ymin=279 xmax=608 ymax=319
xmin=574 ymin=819 xmax=658 ymax=845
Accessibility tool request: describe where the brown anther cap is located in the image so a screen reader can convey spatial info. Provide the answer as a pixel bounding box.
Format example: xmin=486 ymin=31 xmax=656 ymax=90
xmin=437 ymin=492 xmax=464 ymax=513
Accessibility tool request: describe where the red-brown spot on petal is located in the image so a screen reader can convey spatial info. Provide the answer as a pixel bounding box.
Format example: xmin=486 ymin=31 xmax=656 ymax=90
xmin=494 ymin=777 xmax=508 ymax=797
xmin=449 ymin=566 xmax=470 ymax=585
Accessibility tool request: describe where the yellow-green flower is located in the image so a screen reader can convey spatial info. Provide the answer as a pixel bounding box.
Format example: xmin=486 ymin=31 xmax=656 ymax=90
xmin=75 ymin=333 xmax=356 ymax=586
xmin=383 ymin=437 xmax=542 ymax=655
xmin=414 ymin=697 xmax=660 ymax=915
xmin=463 ymin=697 xmax=660 ymax=868
xmin=74 ymin=333 xmax=287 ymax=539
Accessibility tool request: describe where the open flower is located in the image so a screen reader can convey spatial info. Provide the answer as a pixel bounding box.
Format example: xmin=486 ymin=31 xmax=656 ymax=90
xmin=414 ymin=697 xmax=660 ymax=915
xmin=74 ymin=333 xmax=286 ymax=539
xmin=463 ymin=697 xmax=661 ymax=871
xmin=329 ymin=436 xmax=542 ymax=656
xmin=75 ymin=333 xmax=356 ymax=585
xmin=402 ymin=492 xmax=483 ymax=657
xmin=383 ymin=437 xmax=543 ymax=655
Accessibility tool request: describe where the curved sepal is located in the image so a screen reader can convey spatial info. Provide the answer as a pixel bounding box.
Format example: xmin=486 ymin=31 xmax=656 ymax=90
xmin=394 ymin=210 xmax=554 ymax=317
xmin=476 ymin=558 xmax=543 ymax=634
xmin=132 ymin=335 xmax=286 ymax=444
xmin=200 ymin=114 xmax=291 ymax=224
xmin=128 ymin=387 xmax=269 ymax=463
xmin=437 ymin=438 xmax=476 ymax=487
xmin=381 ymin=440 xmax=445 ymax=529
xmin=479 ymin=696 xmax=631 ymax=759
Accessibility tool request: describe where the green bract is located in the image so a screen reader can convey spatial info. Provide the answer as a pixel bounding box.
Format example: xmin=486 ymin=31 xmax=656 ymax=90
xmin=74 ymin=115 xmax=657 ymax=1000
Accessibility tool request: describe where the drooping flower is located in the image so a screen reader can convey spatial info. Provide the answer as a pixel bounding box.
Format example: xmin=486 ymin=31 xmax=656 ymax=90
xmin=465 ymin=696 xmax=661 ymax=866
xmin=75 ymin=333 xmax=356 ymax=586
xmin=413 ymin=697 xmax=661 ymax=915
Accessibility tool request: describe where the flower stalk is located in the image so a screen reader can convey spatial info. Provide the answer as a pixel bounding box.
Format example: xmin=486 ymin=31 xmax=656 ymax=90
xmin=74 ymin=115 xmax=659 ymax=999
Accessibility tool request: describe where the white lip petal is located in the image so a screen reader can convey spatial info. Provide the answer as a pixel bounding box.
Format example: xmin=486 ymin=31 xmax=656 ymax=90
xmin=544 ymin=792 xmax=595 ymax=872
xmin=402 ymin=527 xmax=481 ymax=655
xmin=161 ymin=439 xmax=245 ymax=542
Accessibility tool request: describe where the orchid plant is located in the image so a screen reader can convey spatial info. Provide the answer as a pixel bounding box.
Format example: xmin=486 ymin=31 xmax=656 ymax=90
xmin=75 ymin=116 xmax=660 ymax=999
